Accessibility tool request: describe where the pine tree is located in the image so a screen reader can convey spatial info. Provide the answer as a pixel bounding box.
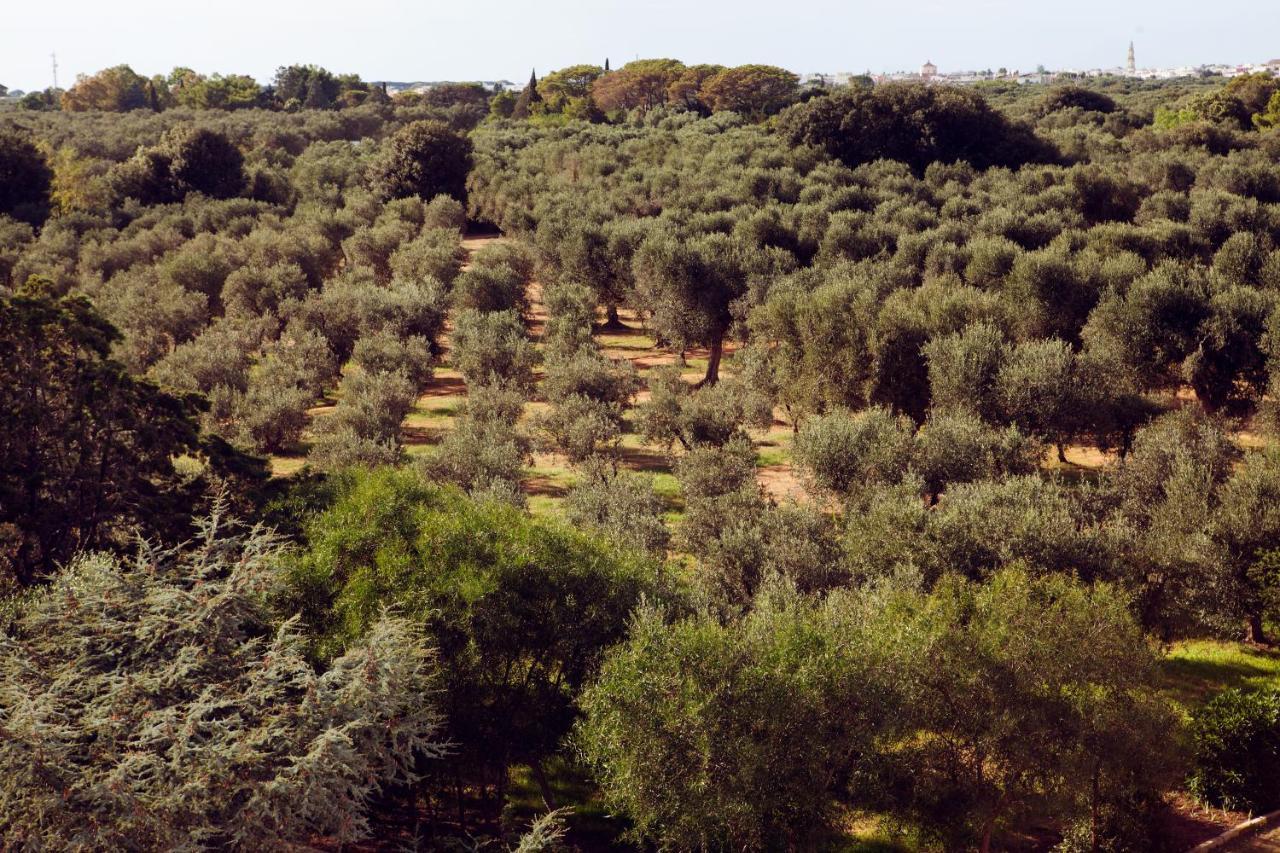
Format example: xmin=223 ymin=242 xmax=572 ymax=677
xmin=512 ymin=69 xmax=542 ymax=119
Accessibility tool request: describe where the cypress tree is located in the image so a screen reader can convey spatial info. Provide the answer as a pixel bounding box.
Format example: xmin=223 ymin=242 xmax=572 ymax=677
xmin=512 ymin=69 xmax=542 ymax=119
xmin=605 ymin=58 xmax=611 ymax=72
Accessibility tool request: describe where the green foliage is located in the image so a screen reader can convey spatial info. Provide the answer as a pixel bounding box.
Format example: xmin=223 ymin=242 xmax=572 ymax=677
xmin=109 ymin=125 xmax=247 ymax=205
xmin=577 ymin=590 xmax=893 ymax=849
xmin=565 ymin=460 xmax=670 ymax=557
xmin=1186 ymin=688 xmax=1280 ymax=812
xmin=308 ymin=368 xmax=417 ymax=470
xmin=638 ymin=367 xmax=765 ymax=450
xmin=1036 ymin=85 xmax=1119 ymax=117
xmin=0 ymin=512 xmax=444 ymax=849
xmin=580 ymin=568 xmax=1173 ymax=851
xmin=0 ymin=288 xmax=263 ymax=589
xmin=368 ymin=120 xmax=472 ymax=204
xmin=277 ymin=467 xmax=668 ymax=795
xmin=793 ymin=407 xmax=914 ymax=497
xmin=0 ymin=130 xmax=52 ymax=225
xmin=882 ymin=569 xmax=1178 ymax=850
xmin=450 ymin=308 xmax=539 ymax=392
xmin=779 ymin=82 xmax=1058 ymax=173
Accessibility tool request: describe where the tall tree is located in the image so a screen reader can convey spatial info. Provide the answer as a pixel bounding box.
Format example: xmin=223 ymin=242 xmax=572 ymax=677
xmin=512 ymin=69 xmax=542 ymax=119
xmin=366 ymin=120 xmax=473 ymax=203
xmin=0 ymin=285 xmax=261 ymax=589
xmin=0 ymin=129 xmax=52 ymax=225
xmin=698 ymin=64 xmax=799 ymax=118
xmin=591 ymin=58 xmax=685 ymax=113
xmin=60 ymin=65 xmax=150 ymax=111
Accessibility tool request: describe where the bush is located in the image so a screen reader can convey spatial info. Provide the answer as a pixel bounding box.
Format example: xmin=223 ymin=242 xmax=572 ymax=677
xmin=419 ymin=415 xmax=529 ymax=500
xmin=537 ymin=393 xmax=624 ymax=463
xmin=389 ymin=227 xmax=467 ymax=288
xmin=543 ymin=347 xmax=641 ymax=407
xmin=278 ymin=468 xmax=666 ymax=805
xmin=793 ymin=407 xmax=915 ymax=497
xmin=351 ymin=330 xmax=434 ymax=389
xmin=638 ymin=367 xmax=755 ymax=450
xmin=1187 ymin=688 xmax=1280 ymax=812
xmin=308 ymin=368 xmax=417 ymax=470
xmin=450 ymin=308 xmax=539 ymax=392
xmin=913 ymin=409 xmax=1041 ymax=501
xmin=565 ymin=460 xmax=671 ymax=556
xmin=452 ymin=261 xmax=528 ymax=313
xmin=0 ymin=512 xmax=443 ymax=849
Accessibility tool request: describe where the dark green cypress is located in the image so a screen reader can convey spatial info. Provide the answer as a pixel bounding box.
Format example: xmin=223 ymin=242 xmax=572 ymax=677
xmin=512 ymin=69 xmax=542 ymax=119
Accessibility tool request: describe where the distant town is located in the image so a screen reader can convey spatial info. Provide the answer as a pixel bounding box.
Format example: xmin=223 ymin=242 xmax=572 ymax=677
xmin=804 ymin=48 xmax=1280 ymax=88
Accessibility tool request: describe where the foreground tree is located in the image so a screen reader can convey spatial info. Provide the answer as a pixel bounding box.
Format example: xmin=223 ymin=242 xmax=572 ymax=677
xmin=577 ymin=589 xmax=897 ymax=849
xmin=0 ymin=286 xmax=260 ymax=589
xmin=0 ymin=511 xmax=444 ymax=849
xmin=278 ymin=468 xmax=668 ymax=814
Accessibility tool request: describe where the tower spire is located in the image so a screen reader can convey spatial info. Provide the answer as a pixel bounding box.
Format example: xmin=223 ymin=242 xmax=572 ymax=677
xmin=1126 ymin=41 xmax=1136 ymax=76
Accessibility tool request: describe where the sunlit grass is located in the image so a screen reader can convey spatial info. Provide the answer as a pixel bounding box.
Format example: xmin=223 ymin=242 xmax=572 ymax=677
xmin=1159 ymin=639 xmax=1280 ymax=717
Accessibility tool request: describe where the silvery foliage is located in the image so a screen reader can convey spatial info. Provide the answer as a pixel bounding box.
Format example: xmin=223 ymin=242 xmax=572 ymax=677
xmin=0 ymin=507 xmax=446 ymax=850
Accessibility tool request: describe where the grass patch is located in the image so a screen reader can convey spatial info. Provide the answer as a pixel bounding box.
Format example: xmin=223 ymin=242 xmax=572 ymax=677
xmin=506 ymin=758 xmax=631 ymax=849
xmin=1159 ymin=640 xmax=1280 ymax=716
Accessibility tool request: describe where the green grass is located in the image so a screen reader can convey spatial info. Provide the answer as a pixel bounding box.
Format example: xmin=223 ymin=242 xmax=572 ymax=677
xmin=756 ymin=443 xmax=792 ymax=468
xmin=1159 ymin=639 xmax=1280 ymax=716
xmin=506 ymin=758 xmax=634 ymax=849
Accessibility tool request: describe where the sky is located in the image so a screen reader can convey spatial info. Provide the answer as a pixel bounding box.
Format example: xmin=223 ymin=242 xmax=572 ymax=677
xmin=3 ymin=0 xmax=1278 ymax=92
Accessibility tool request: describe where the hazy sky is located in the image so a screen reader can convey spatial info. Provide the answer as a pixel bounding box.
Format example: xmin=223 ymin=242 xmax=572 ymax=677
xmin=3 ymin=0 xmax=1278 ymax=92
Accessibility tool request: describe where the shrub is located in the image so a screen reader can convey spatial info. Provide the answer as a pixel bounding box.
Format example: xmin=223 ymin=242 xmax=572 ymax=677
xmin=793 ymin=406 xmax=915 ymax=497
xmin=278 ymin=468 xmax=666 ymax=806
xmin=542 ymin=281 xmax=597 ymax=356
xmin=452 ymin=261 xmax=528 ymax=313
xmin=1186 ymin=688 xmax=1280 ymax=812
xmin=450 ymin=308 xmax=539 ymax=392
xmin=543 ymin=347 xmax=641 ymax=406
xmin=638 ymin=367 xmax=754 ymax=450
xmin=537 ymin=393 xmax=624 ymax=463
xmin=389 ymin=228 xmax=467 ymax=288
xmin=423 ymin=193 xmax=467 ymax=231
xmin=351 ymin=330 xmax=434 ymax=389
xmin=565 ymin=460 xmax=671 ymax=556
xmin=309 ymin=368 xmax=416 ymax=470
xmin=913 ymin=409 xmax=1041 ymax=501
xmin=0 ymin=512 xmax=443 ymax=849
xmin=419 ymin=415 xmax=529 ymax=500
